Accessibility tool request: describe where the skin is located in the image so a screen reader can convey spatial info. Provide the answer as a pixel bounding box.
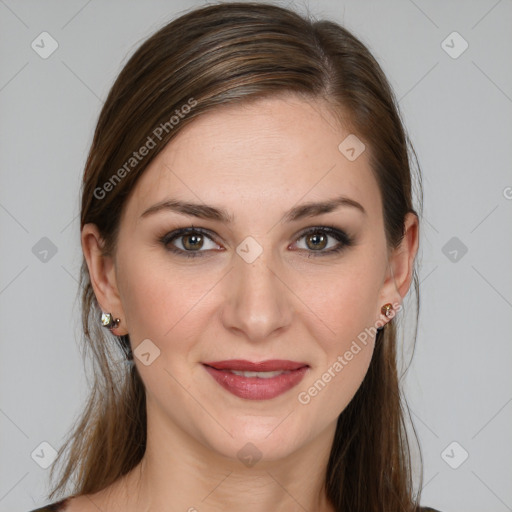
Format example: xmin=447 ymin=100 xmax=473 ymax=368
xmin=78 ymin=94 xmax=419 ymax=512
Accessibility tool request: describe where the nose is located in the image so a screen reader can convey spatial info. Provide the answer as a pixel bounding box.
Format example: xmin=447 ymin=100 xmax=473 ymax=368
xmin=220 ymin=246 xmax=294 ymax=343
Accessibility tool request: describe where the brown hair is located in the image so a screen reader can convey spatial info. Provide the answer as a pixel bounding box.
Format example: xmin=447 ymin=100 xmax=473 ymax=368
xmin=48 ymin=3 xmax=424 ymax=511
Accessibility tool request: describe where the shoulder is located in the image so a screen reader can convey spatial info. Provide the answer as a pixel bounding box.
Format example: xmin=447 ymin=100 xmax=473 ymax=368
xmin=27 ymin=498 xmax=70 ymax=512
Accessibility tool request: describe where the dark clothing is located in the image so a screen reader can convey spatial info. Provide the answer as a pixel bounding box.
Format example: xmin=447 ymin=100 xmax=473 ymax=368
xmin=28 ymin=498 xmax=69 ymax=511
xmin=29 ymin=498 xmax=443 ymax=511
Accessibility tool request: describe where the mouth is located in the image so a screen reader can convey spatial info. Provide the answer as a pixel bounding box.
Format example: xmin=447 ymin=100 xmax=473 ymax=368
xmin=202 ymin=359 xmax=310 ymax=400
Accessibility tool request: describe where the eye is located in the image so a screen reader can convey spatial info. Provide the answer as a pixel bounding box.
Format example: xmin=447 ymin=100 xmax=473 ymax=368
xmin=291 ymin=226 xmax=354 ymax=256
xmin=159 ymin=225 xmax=354 ymax=259
xmin=160 ymin=227 xmax=221 ymax=258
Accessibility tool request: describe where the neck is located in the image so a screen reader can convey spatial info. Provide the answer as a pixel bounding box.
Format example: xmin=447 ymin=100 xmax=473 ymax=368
xmin=99 ymin=410 xmax=337 ymax=512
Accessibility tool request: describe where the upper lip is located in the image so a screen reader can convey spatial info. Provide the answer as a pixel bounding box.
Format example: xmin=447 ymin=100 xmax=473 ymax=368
xmin=202 ymin=359 xmax=309 ymax=372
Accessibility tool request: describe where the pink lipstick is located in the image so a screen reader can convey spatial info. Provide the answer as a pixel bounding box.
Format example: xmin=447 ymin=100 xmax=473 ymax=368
xmin=202 ymin=359 xmax=309 ymax=400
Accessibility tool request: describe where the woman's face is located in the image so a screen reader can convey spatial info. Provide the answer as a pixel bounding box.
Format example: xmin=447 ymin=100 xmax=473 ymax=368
xmin=86 ymin=95 xmax=414 ymax=464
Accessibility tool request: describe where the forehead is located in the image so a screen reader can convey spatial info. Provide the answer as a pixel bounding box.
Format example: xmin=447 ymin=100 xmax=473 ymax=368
xmin=125 ymin=95 xmax=382 ymax=224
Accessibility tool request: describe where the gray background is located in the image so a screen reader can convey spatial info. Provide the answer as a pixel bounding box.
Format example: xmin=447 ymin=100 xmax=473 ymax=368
xmin=1 ymin=1 xmax=511 ymax=511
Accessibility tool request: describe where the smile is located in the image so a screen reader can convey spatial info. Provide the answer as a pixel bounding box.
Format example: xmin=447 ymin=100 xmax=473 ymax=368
xmin=202 ymin=360 xmax=309 ymax=400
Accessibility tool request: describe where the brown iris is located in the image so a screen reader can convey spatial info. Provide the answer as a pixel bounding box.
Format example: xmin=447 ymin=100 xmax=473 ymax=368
xmin=182 ymin=233 xmax=204 ymax=250
xmin=305 ymin=232 xmax=328 ymax=250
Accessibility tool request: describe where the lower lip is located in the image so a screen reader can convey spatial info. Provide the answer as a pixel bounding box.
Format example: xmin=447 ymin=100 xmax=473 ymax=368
xmin=202 ymin=365 xmax=309 ymax=400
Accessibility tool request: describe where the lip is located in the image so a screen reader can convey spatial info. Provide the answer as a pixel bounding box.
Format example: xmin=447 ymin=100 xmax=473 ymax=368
xmin=202 ymin=360 xmax=309 ymax=400
xmin=202 ymin=359 xmax=308 ymax=372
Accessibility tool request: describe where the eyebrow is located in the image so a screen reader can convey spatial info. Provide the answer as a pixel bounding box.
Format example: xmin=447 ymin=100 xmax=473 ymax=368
xmin=140 ymin=194 xmax=366 ymax=223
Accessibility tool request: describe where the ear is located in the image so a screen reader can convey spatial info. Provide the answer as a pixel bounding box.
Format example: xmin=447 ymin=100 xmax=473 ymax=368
xmin=377 ymin=212 xmax=419 ymax=325
xmin=81 ymin=223 xmax=128 ymax=336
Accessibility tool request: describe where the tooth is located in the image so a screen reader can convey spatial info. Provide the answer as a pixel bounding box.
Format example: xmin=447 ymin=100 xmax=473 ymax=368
xmin=229 ymin=370 xmax=291 ymax=378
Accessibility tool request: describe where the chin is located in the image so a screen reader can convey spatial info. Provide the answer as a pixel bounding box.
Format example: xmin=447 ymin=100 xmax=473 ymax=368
xmin=201 ymin=414 xmax=309 ymax=464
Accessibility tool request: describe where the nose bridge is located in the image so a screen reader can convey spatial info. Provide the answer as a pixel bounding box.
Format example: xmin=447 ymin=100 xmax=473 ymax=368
xmin=222 ymin=236 xmax=293 ymax=341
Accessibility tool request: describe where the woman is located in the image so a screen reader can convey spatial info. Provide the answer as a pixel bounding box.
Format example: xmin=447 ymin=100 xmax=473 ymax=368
xmin=30 ymin=2 xmax=440 ymax=511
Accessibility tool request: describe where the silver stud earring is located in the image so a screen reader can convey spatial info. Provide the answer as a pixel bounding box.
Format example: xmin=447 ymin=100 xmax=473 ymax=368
xmin=101 ymin=312 xmax=120 ymax=330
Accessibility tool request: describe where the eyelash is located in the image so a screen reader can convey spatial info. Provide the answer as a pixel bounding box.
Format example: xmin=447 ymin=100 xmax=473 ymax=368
xmin=159 ymin=225 xmax=354 ymax=259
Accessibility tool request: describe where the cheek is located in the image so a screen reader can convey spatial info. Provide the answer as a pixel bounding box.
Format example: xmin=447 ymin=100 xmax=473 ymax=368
xmin=292 ymin=260 xmax=380 ymax=413
xmin=296 ymin=258 xmax=382 ymax=344
xmin=116 ymin=264 xmax=170 ymax=341
xmin=116 ymin=251 xmax=220 ymax=348
xmin=308 ymin=341 xmax=374 ymax=421
xmin=294 ymin=303 xmax=375 ymax=433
